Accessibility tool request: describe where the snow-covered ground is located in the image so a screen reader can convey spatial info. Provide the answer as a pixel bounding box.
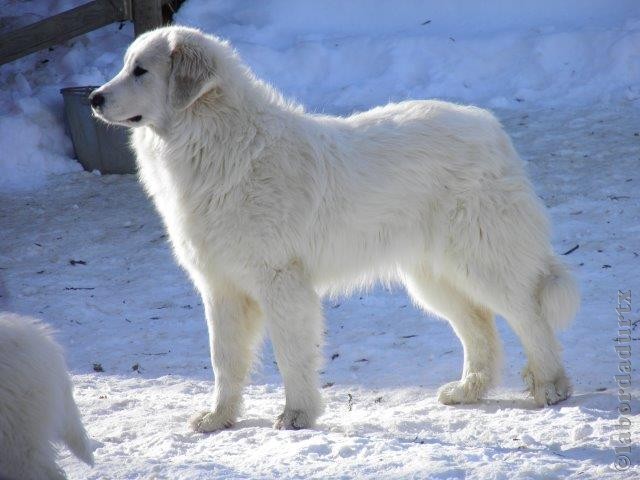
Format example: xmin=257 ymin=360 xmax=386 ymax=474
xmin=1 ymin=0 xmax=639 ymax=478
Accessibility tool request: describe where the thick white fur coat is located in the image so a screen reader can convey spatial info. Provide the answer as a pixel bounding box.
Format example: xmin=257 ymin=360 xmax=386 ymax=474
xmin=94 ymin=26 xmax=579 ymax=431
xmin=0 ymin=313 xmax=93 ymax=479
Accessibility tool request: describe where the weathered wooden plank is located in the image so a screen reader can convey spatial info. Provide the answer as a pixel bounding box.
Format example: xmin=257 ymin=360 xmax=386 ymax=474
xmin=133 ymin=0 xmax=163 ymax=37
xmin=0 ymin=0 xmax=129 ymax=65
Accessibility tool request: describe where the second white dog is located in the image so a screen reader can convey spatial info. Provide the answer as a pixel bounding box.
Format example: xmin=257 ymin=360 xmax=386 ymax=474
xmin=91 ymin=26 xmax=579 ymax=431
xmin=0 ymin=313 xmax=94 ymax=479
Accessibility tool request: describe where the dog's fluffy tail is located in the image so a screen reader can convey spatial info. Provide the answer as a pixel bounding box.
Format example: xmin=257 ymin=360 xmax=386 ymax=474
xmin=62 ymin=387 xmax=95 ymax=466
xmin=539 ymin=258 xmax=580 ymax=331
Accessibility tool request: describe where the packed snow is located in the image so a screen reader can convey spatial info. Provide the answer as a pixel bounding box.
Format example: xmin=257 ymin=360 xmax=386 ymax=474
xmin=0 ymin=0 xmax=639 ymax=479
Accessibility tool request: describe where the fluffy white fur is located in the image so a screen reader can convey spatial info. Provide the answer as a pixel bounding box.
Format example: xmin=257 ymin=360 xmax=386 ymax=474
xmin=92 ymin=26 xmax=580 ymax=431
xmin=0 ymin=313 xmax=94 ymax=479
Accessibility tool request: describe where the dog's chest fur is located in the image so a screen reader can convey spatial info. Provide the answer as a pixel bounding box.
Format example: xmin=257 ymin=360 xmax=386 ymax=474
xmin=131 ymin=120 xmax=310 ymax=283
xmin=132 ymin=127 xmax=241 ymax=275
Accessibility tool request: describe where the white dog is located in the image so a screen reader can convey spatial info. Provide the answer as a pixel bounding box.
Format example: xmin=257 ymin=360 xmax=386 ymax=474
xmin=91 ymin=26 xmax=579 ymax=431
xmin=0 ymin=313 xmax=94 ymax=479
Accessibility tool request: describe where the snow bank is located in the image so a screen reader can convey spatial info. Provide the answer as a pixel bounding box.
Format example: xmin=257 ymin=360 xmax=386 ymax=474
xmin=1 ymin=0 xmax=639 ymax=192
xmin=176 ymin=0 xmax=640 ymax=112
xmin=0 ymin=106 xmax=80 ymax=192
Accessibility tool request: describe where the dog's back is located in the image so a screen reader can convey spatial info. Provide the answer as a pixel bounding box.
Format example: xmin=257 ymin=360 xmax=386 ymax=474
xmin=0 ymin=313 xmax=93 ymax=480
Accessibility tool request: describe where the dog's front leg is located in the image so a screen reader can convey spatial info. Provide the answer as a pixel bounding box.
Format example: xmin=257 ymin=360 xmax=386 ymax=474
xmin=190 ymin=283 xmax=263 ymax=433
xmin=256 ymin=261 xmax=324 ymax=430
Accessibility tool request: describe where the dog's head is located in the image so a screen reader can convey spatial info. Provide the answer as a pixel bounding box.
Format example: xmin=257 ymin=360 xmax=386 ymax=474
xmin=90 ymin=26 xmax=221 ymax=128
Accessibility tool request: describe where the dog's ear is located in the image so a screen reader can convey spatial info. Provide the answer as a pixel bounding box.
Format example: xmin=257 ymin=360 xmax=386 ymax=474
xmin=169 ymin=35 xmax=217 ymax=110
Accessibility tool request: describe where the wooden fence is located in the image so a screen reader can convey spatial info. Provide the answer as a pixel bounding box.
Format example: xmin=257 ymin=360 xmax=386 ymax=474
xmin=0 ymin=0 xmax=165 ymax=65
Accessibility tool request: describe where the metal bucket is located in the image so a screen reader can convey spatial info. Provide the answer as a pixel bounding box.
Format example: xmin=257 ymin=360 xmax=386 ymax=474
xmin=60 ymin=86 xmax=136 ymax=174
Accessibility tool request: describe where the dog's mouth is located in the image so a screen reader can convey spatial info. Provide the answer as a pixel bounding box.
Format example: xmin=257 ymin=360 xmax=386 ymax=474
xmin=91 ymin=109 xmax=143 ymax=126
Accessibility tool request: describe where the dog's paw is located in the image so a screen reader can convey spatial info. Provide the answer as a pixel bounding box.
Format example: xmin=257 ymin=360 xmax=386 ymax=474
xmin=522 ymin=368 xmax=572 ymax=406
xmin=437 ymin=373 xmax=488 ymax=405
xmin=274 ymin=408 xmax=314 ymax=430
xmin=189 ymin=410 xmax=234 ymax=433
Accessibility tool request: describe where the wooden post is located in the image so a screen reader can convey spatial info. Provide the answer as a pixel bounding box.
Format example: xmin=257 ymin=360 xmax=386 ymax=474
xmin=132 ymin=0 xmax=164 ymax=37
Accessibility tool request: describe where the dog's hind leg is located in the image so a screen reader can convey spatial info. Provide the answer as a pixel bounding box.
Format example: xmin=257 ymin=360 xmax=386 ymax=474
xmin=254 ymin=261 xmax=324 ymax=430
xmin=500 ymin=295 xmax=571 ymax=406
xmin=456 ymin=254 xmax=574 ymax=406
xmin=191 ymin=282 xmax=264 ymax=433
xmin=453 ymin=262 xmax=573 ymax=407
xmin=403 ymin=268 xmax=501 ymax=404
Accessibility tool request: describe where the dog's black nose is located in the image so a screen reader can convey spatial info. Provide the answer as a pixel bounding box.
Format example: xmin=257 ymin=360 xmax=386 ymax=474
xmin=90 ymin=92 xmax=105 ymax=109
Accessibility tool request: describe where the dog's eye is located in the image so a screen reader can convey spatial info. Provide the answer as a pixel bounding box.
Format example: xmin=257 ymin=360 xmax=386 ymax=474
xmin=133 ymin=66 xmax=148 ymax=77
